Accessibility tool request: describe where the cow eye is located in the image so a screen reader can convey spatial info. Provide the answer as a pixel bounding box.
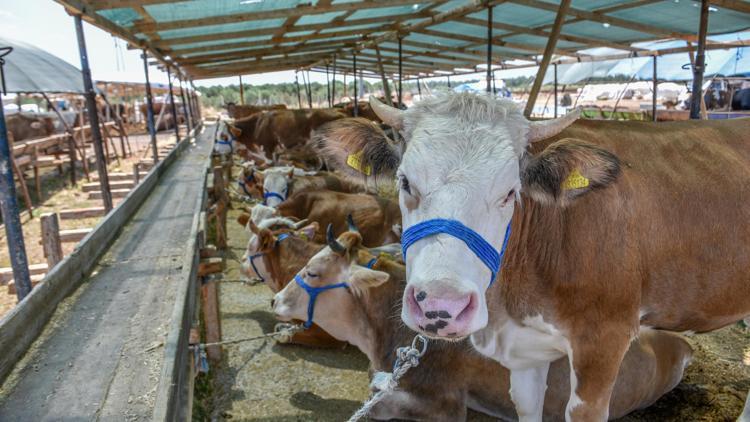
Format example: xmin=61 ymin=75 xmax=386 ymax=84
xmin=400 ymin=176 xmax=411 ymax=194
xmin=501 ymin=189 xmax=516 ymax=207
xmin=307 ymin=271 xmax=318 ymax=278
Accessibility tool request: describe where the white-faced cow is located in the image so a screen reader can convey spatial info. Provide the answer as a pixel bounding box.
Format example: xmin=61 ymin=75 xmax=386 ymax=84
xmin=273 ymin=228 xmax=693 ymax=421
xmin=313 ymin=92 xmax=750 ymax=421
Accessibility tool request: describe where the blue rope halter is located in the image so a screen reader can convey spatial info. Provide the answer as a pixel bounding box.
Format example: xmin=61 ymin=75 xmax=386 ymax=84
xmin=263 ymin=190 xmax=286 ymax=205
xmin=294 ymin=275 xmax=349 ymax=329
xmin=247 ymin=233 xmax=291 ymax=282
xmin=216 ymin=137 xmax=233 ymax=153
xmin=401 ymin=219 xmax=512 ymax=286
xmin=365 ymin=258 xmax=378 ymax=269
xmin=238 ymin=173 xmax=255 ymax=196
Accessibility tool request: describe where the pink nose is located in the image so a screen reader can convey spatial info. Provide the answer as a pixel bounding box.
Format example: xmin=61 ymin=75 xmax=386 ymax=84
xmin=405 ymin=284 xmax=477 ymax=338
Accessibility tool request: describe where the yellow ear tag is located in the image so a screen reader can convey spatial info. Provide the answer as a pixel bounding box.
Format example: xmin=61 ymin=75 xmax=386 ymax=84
xmin=562 ymin=169 xmax=590 ymax=190
xmin=346 ymin=150 xmax=372 ymax=176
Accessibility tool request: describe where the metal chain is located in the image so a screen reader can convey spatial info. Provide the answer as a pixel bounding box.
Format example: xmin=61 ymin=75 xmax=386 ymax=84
xmin=189 ymin=322 xmax=303 ymax=349
xmin=347 ymin=335 xmax=428 ymax=422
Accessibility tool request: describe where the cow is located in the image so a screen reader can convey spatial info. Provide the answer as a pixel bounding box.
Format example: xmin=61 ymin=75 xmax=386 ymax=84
xmin=229 ymin=108 xmax=346 ymax=159
xmin=138 ymin=102 xmax=176 ymax=130
xmin=225 ymin=103 xmax=287 ymax=119
xmin=6 ymin=113 xmax=56 ymax=141
xmin=313 ymin=92 xmax=750 ymax=420
xmin=261 ymin=167 xmax=364 ymax=208
xmin=276 ymin=190 xmax=401 ymax=247
xmin=272 ymin=228 xmax=693 ymax=421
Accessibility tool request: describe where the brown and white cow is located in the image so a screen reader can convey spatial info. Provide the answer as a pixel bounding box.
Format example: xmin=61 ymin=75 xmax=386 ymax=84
xmin=229 ymin=108 xmax=346 ymax=159
xmin=6 ymin=113 xmax=55 ymax=142
xmin=261 ymin=168 xmax=364 ymax=207
xmin=226 ymin=103 xmax=287 ymax=119
xmin=276 ymin=190 xmax=401 ymax=247
xmin=273 ymin=229 xmax=693 ymax=421
xmin=313 ymin=93 xmax=750 ymax=420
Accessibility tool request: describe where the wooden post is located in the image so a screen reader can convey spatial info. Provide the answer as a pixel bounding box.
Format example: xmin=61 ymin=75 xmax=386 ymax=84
xmin=523 ymin=0 xmax=572 ymax=118
xmin=375 ymin=45 xmax=393 ymax=105
xmin=133 ymin=162 xmax=140 ymax=184
xmin=77 ymin=101 xmax=90 ymax=180
xmin=331 ymin=55 xmax=337 ymax=105
xmin=201 ymin=280 xmax=222 ymax=362
xmin=486 ymin=4 xmax=493 ymax=93
xmin=142 ymin=49 xmax=159 ymax=164
xmin=167 ymin=66 xmax=180 ymax=142
xmin=353 ymin=54 xmax=358 ymax=117
xmin=0 ymin=87 xmax=33 ymax=300
xmin=689 ymin=0 xmax=710 ymax=120
xmin=554 ymin=63 xmax=558 ymax=118
xmin=325 ymin=64 xmax=331 ymax=108
xmin=652 ymin=56 xmax=658 ymax=122
xmin=75 ymin=14 xmax=113 ymax=212
xmin=238 ymin=75 xmax=245 ymax=105
xmin=41 ymin=213 xmax=63 ymax=268
xmin=32 ymin=145 xmax=41 ymax=202
xmin=212 ymin=166 xmax=228 ymax=249
xmin=398 ymin=37 xmax=403 ymax=106
xmin=295 ymin=71 xmax=302 ymax=109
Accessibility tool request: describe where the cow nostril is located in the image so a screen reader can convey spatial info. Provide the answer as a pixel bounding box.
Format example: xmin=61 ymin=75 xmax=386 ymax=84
xmin=415 ymin=291 xmax=427 ymax=302
xmin=271 ymin=298 xmax=276 ymax=308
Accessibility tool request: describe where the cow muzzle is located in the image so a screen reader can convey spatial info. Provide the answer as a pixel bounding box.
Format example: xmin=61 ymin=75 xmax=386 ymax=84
xmin=402 ymin=280 xmax=483 ymax=340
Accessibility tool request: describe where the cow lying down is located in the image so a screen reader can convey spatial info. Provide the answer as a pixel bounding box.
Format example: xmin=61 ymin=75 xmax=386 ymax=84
xmin=236 ymin=165 xmax=362 ymax=206
xmin=273 ymin=228 xmax=693 ymax=421
xmin=238 ymin=216 xmax=400 ymax=348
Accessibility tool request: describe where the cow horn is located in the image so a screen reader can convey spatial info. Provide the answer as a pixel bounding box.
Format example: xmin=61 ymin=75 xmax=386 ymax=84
xmin=370 ymin=96 xmax=404 ymax=130
xmin=346 ymin=214 xmax=359 ymax=233
xmin=293 ymin=219 xmax=309 ymax=229
xmin=526 ymin=108 xmax=581 ymax=143
xmin=326 ymin=224 xmax=346 ymax=254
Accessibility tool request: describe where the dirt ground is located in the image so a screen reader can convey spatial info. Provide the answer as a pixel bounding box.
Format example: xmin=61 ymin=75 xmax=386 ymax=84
xmin=0 ymin=130 xmax=179 ymax=318
xmin=196 ymin=164 xmax=750 ymax=421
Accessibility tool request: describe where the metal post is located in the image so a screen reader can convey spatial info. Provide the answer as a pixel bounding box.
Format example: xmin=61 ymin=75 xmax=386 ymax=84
xmin=554 ymin=63 xmax=558 ymax=118
xmin=486 ymin=4 xmax=493 ymax=93
xmin=524 ymin=0 xmax=572 ymax=118
xmin=167 ymin=66 xmax=180 ymax=142
xmin=353 ymin=53 xmax=359 ymax=117
xmin=689 ymin=0 xmax=710 ymax=120
xmin=332 ymin=55 xmax=337 ymax=105
xmin=141 ymin=49 xmax=158 ymax=164
xmin=295 ymin=71 xmax=302 ymax=109
xmin=417 ymin=77 xmax=422 ymax=97
xmin=398 ymin=37 xmax=403 ymax=106
xmin=0 ymin=90 xmax=33 ymax=299
xmin=75 ymin=14 xmax=112 ymax=212
xmin=178 ymin=76 xmax=192 ymax=134
xmin=239 ymin=75 xmax=245 ymax=105
xmin=325 ymin=64 xmax=331 ymax=108
xmin=652 ymin=56 xmax=658 ymax=122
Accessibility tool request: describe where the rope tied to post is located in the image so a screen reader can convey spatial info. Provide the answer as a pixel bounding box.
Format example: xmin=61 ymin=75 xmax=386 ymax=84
xmin=347 ymin=334 xmax=428 ymax=422
xmin=189 ymin=322 xmax=303 ymax=349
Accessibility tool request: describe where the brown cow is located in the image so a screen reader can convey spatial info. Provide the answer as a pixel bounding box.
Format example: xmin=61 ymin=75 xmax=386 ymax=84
xmin=138 ymin=102 xmax=176 ymax=130
xmin=315 ymin=93 xmax=750 ymax=420
xmin=273 ymin=229 xmax=693 ymax=421
xmin=6 ymin=113 xmax=55 ymax=141
xmin=226 ymin=103 xmax=286 ymax=119
xmin=229 ymin=108 xmax=346 ymax=159
xmin=276 ymin=190 xmax=401 ymax=247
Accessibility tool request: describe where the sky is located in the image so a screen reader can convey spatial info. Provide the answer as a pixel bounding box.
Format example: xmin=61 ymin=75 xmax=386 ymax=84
xmin=0 ymin=0 xmax=514 ymax=88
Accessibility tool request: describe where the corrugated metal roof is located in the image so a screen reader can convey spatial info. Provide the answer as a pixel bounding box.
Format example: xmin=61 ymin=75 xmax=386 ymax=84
xmin=54 ymin=0 xmax=750 ymax=80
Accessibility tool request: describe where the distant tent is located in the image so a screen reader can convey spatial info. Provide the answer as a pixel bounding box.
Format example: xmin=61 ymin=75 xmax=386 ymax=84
xmin=0 ymin=36 xmax=85 ymax=94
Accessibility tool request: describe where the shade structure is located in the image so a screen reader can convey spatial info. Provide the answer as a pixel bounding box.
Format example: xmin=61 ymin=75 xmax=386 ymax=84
xmin=0 ymin=36 xmax=85 ymax=94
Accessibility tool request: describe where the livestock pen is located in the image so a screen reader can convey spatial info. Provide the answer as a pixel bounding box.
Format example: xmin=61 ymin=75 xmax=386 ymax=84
xmin=0 ymin=1 xmax=749 ymax=421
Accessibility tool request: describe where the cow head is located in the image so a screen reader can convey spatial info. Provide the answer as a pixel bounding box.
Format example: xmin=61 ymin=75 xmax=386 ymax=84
xmin=261 ymin=166 xmax=317 ymax=207
xmin=272 ymin=225 xmax=389 ymax=336
xmin=314 ymin=92 xmax=620 ymax=340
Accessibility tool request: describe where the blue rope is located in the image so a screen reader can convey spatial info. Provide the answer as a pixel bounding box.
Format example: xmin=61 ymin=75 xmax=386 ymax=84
xmin=294 ymin=275 xmax=348 ymax=329
xmin=247 ymin=233 xmax=291 ymax=283
xmin=401 ymin=219 xmax=511 ymax=286
xmin=237 ymin=173 xmax=255 ymax=196
xmin=365 ymin=258 xmax=378 ymax=269
xmin=263 ymin=191 xmax=286 ymax=205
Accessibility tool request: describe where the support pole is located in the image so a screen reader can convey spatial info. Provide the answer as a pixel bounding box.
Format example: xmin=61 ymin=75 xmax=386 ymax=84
xmin=40 ymin=213 xmax=63 ymax=268
xmin=689 ymin=0 xmax=710 ymax=120
xmin=331 ymin=55 xmax=337 ymax=105
xmin=398 ymin=37 xmax=403 ymax=106
xmin=75 ymin=14 xmax=112 ymax=212
xmin=179 ymin=76 xmax=192 ymax=134
xmin=523 ymin=0 xmax=572 ymax=118
xmin=0 ymin=86 xmax=33 ymax=299
xmin=295 ymin=71 xmax=302 ymax=109
xmin=554 ymin=63 xmax=558 ymax=118
xmin=353 ymin=53 xmax=359 ymax=117
xmin=417 ymin=77 xmax=422 ymax=97
xmin=167 ymin=66 xmax=180 ymax=142
xmin=375 ymin=45 xmax=393 ymax=106
xmin=447 ymin=75 xmax=451 ymax=88
xmin=238 ymin=75 xmax=245 ymax=105
xmin=652 ymin=56 xmax=658 ymax=122
xmin=141 ymin=49 xmax=158 ymax=164
xmin=325 ymin=64 xmax=331 ymax=108
xmin=486 ymin=4 xmax=493 ymax=93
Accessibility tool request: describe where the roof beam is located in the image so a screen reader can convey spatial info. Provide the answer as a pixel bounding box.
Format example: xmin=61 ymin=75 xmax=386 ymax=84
xmin=414 ymin=28 xmax=580 ymax=56
xmin=710 ymin=0 xmax=750 ymax=14
xmin=132 ymin=0 xmax=432 ymax=33
xmin=179 ymin=41 xmax=352 ymax=65
xmin=510 ymin=0 xmax=696 ymax=41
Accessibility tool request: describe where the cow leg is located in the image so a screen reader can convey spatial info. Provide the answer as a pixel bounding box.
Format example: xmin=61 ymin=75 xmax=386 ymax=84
xmin=738 ymin=390 xmax=750 ymax=422
xmin=566 ymin=331 xmax=631 ymax=422
xmin=509 ymin=363 xmax=549 ymax=422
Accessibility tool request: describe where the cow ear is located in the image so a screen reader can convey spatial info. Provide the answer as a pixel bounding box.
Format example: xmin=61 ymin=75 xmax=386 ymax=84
xmin=522 ymin=139 xmax=620 ymax=207
xmin=259 ymin=229 xmax=276 ymax=251
xmin=348 ymin=267 xmax=389 ymax=297
xmin=237 ymin=212 xmax=250 ymax=228
xmin=296 ymin=222 xmax=318 ymax=240
xmin=313 ymin=117 xmax=401 ymax=183
xmin=229 ymin=125 xmax=242 ymax=137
